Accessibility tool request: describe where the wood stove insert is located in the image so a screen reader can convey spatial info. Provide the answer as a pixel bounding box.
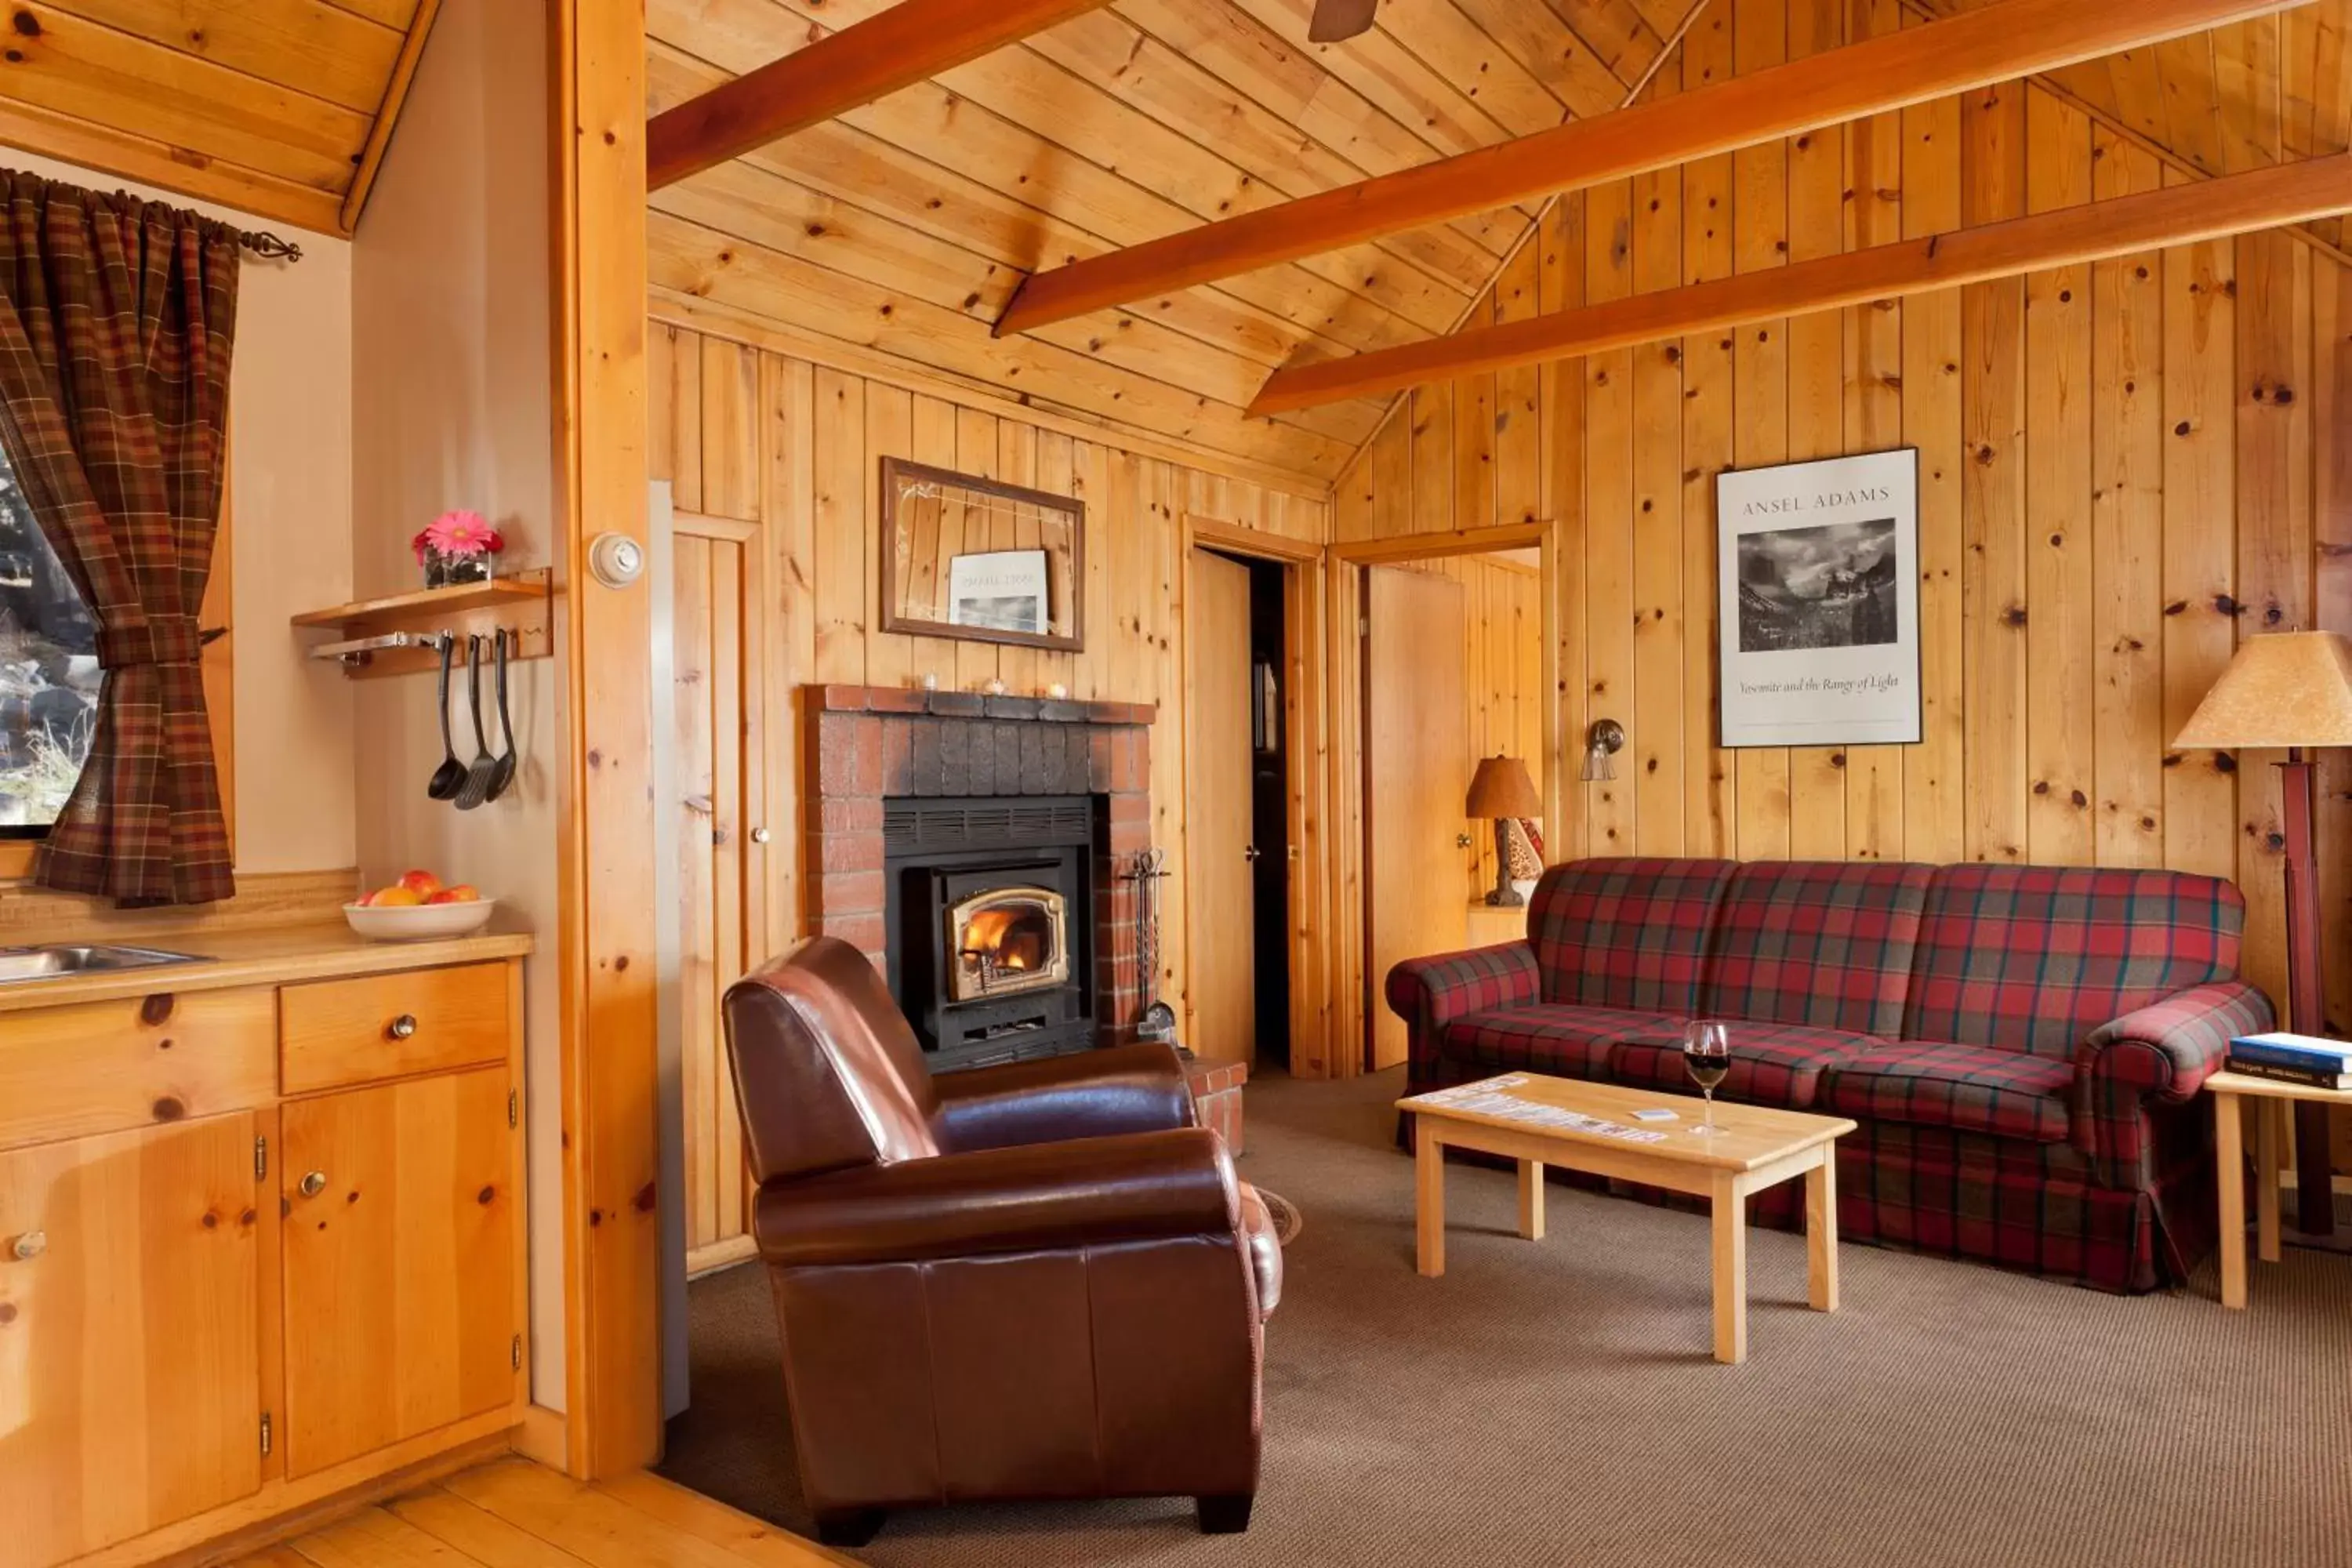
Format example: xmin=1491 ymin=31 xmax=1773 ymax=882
xmin=885 ymin=796 xmax=1099 ymax=1072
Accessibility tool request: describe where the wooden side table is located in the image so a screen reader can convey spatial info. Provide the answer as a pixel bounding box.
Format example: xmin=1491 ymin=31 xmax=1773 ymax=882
xmin=2208 ymin=1069 xmax=2346 ymax=1308
xmin=1465 ymin=899 xmax=1529 ymax=947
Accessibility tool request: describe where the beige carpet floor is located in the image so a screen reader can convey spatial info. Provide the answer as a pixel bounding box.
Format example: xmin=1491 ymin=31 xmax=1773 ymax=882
xmin=657 ymin=1069 xmax=2352 ymax=1567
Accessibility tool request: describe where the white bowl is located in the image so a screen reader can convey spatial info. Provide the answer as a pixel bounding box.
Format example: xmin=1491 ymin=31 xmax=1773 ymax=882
xmin=343 ymin=898 xmax=497 ymax=942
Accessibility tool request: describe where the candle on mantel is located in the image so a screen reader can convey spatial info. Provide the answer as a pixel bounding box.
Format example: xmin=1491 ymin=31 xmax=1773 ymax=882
xmin=983 ymin=677 xmax=1007 ymax=697
xmin=920 ymin=672 xmax=939 ymax=691
xmin=1045 ymin=683 xmax=1069 ymax=700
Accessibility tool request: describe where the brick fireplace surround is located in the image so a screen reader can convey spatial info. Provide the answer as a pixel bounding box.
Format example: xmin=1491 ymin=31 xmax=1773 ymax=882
xmin=804 ymin=683 xmax=1158 ymax=1047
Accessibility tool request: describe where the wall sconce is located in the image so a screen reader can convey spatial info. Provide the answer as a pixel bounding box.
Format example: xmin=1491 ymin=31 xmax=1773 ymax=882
xmin=1581 ymin=718 xmax=1625 ymax=782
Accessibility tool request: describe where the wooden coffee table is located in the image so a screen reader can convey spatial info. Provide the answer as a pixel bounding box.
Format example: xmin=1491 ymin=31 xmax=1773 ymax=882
xmin=1397 ymin=1073 xmax=1857 ymax=1364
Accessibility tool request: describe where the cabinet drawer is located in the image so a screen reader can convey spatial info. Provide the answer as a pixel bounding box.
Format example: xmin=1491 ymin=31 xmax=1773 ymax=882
xmin=0 ymin=988 xmax=275 ymax=1151
xmin=279 ymin=962 xmax=510 ymax=1094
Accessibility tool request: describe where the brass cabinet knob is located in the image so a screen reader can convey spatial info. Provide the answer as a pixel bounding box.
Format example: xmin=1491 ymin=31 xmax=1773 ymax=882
xmin=9 ymin=1230 xmax=45 ymax=1261
xmin=750 ymin=826 xmax=771 ymax=844
xmin=299 ymin=1171 xmax=328 ymax=1199
xmin=387 ymin=1014 xmax=419 ymax=1040
xmin=1456 ymin=832 xmax=1475 ymax=849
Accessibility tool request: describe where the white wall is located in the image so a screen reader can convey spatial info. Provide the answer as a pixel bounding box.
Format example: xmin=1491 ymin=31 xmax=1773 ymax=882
xmin=0 ymin=148 xmax=358 ymax=874
xmin=348 ymin=2 xmax=568 ymax=1410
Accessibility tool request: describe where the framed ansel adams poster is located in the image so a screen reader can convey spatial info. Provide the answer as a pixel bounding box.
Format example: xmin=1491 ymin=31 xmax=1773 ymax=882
xmin=1716 ymin=449 xmax=1921 ymax=748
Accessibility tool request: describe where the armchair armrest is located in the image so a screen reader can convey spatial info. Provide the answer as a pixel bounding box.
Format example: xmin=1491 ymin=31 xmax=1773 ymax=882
xmin=931 ymin=1041 xmax=1196 ymax=1153
xmin=753 ymin=1127 xmax=1239 ymax=1268
xmin=1385 ymin=942 xmax=1540 ymax=1085
xmin=2071 ymin=979 xmax=2275 ymax=1185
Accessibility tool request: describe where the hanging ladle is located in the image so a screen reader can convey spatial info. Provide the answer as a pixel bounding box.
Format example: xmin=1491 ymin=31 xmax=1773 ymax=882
xmin=484 ymin=629 xmax=518 ymax=803
xmin=426 ymin=633 xmax=467 ymax=801
xmin=454 ymin=634 xmax=499 ymax=811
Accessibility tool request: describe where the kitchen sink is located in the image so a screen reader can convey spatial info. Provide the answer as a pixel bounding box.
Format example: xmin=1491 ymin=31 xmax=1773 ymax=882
xmin=0 ymin=943 xmax=211 ymax=984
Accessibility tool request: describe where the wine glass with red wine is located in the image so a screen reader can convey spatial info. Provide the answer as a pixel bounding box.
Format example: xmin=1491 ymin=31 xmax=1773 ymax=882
xmin=1683 ymin=1020 xmax=1730 ymax=1136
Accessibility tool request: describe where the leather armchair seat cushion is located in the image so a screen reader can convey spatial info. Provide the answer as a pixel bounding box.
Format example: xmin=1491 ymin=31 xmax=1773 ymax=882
xmin=1237 ymin=1183 xmax=1283 ymax=1317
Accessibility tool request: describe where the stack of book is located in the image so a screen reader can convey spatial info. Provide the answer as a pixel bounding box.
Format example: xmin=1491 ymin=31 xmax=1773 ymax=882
xmin=2227 ymin=1032 xmax=2352 ymax=1091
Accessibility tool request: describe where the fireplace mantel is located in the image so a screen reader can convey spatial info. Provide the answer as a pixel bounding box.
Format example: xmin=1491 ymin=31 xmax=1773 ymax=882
xmin=804 ymin=684 xmax=1157 ymax=1050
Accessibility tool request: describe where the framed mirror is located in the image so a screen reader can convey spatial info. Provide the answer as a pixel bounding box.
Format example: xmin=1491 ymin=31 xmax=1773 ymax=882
xmin=880 ymin=457 xmax=1085 ymax=652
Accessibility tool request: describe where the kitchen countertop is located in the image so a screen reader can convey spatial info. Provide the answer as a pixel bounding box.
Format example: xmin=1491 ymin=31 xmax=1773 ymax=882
xmin=0 ymin=920 xmax=534 ymax=1013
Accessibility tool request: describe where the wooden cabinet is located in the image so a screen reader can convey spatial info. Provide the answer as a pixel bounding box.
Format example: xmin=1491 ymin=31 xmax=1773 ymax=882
xmin=279 ymin=961 xmax=509 ymax=1095
xmin=0 ymin=1114 xmax=265 ymax=1565
xmin=0 ymin=948 xmax=530 ymax=1568
xmin=278 ymin=1064 xmax=519 ymax=1478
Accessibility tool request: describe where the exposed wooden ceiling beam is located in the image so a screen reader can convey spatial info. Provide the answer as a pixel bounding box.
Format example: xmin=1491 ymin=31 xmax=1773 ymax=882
xmin=995 ymin=0 xmax=2307 ymax=336
xmin=1248 ymin=152 xmax=2352 ymax=414
xmin=646 ymin=0 xmax=1117 ymax=191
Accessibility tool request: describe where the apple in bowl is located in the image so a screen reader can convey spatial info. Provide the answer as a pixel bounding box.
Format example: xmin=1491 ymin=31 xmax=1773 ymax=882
xmin=346 ymin=871 xmax=495 ymax=940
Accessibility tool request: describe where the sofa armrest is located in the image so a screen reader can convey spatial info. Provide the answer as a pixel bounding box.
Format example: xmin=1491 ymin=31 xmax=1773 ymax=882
xmin=932 ymin=1041 xmax=1196 ymax=1153
xmin=2071 ymin=979 xmax=2275 ymax=1184
xmin=753 ymin=1127 xmax=1239 ymax=1268
xmin=1385 ymin=942 xmax=1541 ymax=1086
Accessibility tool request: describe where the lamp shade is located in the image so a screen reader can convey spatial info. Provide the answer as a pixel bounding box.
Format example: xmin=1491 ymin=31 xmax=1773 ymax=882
xmin=1465 ymin=755 xmax=1541 ymax=818
xmin=2172 ymin=632 xmax=2352 ymax=750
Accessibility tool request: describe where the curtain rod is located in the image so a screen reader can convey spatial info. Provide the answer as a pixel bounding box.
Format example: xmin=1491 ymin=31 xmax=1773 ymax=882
xmin=237 ymin=228 xmax=303 ymax=263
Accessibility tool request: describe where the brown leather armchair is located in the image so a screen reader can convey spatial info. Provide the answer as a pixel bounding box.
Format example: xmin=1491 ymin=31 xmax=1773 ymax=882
xmin=723 ymin=936 xmax=1282 ymax=1547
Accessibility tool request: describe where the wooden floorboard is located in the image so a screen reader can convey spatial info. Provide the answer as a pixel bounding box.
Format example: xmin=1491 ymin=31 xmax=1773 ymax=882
xmin=238 ymin=1458 xmax=846 ymax=1568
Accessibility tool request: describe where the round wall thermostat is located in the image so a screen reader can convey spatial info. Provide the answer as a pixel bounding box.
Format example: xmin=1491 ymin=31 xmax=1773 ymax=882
xmin=589 ymin=532 xmax=645 ymax=589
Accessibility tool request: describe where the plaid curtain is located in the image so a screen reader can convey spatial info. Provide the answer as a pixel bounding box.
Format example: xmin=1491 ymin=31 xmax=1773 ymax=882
xmin=0 ymin=170 xmax=239 ymax=906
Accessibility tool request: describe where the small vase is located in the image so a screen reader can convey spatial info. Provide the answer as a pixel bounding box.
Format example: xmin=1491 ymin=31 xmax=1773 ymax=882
xmin=443 ymin=553 xmax=494 ymax=585
xmin=423 ymin=548 xmax=495 ymax=589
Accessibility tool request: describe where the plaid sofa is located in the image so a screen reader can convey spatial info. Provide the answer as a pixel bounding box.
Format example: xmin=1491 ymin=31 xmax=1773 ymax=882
xmin=1388 ymin=858 xmax=2274 ymax=1293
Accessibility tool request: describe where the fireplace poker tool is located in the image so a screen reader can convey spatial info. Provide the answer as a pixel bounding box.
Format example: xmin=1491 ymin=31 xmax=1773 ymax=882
xmin=1124 ymin=848 xmax=1181 ymax=1049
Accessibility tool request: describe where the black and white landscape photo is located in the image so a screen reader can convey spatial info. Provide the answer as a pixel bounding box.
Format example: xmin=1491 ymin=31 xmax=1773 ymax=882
xmin=1736 ymin=517 xmax=1900 ymax=653
xmin=1716 ymin=448 xmax=1921 ymax=749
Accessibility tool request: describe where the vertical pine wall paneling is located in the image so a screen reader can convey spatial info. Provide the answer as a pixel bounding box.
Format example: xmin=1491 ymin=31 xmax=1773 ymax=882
xmin=1730 ymin=0 xmax=1791 ymax=860
xmin=1319 ymin=0 xmax=2352 ymax=1057
xmin=1842 ymin=0 xmax=1907 ymax=860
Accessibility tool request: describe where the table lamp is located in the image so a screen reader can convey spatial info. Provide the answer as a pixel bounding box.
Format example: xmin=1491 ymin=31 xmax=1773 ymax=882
xmin=2174 ymin=630 xmax=2352 ymax=1237
xmin=1466 ymin=755 xmax=1541 ymax=908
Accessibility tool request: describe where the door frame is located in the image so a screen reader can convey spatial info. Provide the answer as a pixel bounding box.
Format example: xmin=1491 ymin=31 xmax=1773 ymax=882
xmin=1328 ymin=519 xmax=1563 ymax=1080
xmin=1178 ymin=515 xmax=1335 ymax=1080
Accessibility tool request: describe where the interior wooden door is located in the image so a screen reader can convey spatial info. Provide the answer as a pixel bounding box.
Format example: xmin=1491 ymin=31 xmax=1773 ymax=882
xmin=1189 ymin=548 xmax=1256 ymax=1064
xmin=1367 ymin=566 xmax=1470 ymax=1071
xmin=0 ymin=1115 xmax=263 ymax=1563
xmin=278 ymin=1068 xmax=516 ymax=1479
xmin=673 ymin=522 xmax=762 ymax=1273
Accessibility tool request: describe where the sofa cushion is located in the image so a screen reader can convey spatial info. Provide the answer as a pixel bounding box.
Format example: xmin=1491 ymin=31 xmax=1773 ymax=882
xmin=1609 ymin=1019 xmax=1879 ymax=1110
xmin=1824 ymin=1043 xmax=2075 ymax=1143
xmin=1529 ymin=858 xmax=1734 ymax=1014
xmin=1902 ymin=865 xmax=2243 ymax=1059
xmin=1697 ymin=860 xmax=1933 ymax=1035
xmin=1439 ymin=1004 xmax=1679 ymax=1081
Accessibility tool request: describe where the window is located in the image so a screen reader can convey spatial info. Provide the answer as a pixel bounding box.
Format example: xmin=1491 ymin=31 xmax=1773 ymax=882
xmin=0 ymin=448 xmax=99 ymax=835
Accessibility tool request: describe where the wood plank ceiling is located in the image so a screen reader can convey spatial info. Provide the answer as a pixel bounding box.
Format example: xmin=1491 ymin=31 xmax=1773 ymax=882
xmin=644 ymin=0 xmax=1689 ymax=485
xmin=652 ymin=0 xmax=2346 ymax=486
xmin=0 ymin=0 xmax=441 ymax=238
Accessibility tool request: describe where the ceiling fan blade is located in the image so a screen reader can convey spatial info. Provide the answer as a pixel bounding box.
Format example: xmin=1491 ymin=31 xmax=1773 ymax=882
xmin=1307 ymin=0 xmax=1377 ymax=44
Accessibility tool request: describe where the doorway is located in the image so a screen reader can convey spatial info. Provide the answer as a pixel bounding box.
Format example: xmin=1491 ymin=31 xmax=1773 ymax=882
xmin=1189 ymin=546 xmax=1294 ymax=1070
xmin=1357 ymin=545 xmax=1551 ymax=1073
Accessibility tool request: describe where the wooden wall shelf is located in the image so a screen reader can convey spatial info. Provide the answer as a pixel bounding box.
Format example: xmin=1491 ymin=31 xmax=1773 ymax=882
xmin=291 ymin=569 xmax=553 ymax=680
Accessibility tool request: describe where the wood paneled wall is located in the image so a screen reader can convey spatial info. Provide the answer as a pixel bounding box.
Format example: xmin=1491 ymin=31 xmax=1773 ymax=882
xmin=1388 ymin=554 xmax=1547 ymax=902
xmin=647 ymin=316 xmax=1329 ymax=1064
xmin=1334 ymin=12 xmax=2352 ymax=1031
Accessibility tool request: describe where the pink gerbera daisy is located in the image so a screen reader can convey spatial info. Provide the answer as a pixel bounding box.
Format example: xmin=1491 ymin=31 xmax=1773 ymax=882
xmin=426 ymin=510 xmax=500 ymax=558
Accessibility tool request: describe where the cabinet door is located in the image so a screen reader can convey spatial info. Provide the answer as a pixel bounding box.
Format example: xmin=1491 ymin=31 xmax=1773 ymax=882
xmin=278 ymin=1067 xmax=516 ymax=1478
xmin=0 ymin=1114 xmax=263 ymax=1565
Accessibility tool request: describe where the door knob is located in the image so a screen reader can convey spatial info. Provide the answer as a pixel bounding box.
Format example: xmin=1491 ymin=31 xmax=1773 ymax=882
xmin=299 ymin=1171 xmax=328 ymax=1199
xmin=387 ymin=1014 xmax=418 ymax=1040
xmin=750 ymin=826 xmax=771 ymax=844
xmin=1456 ymin=833 xmax=1474 ymax=849
xmin=1243 ymin=845 xmax=1261 ymax=862
xmin=9 ymin=1230 xmax=45 ymax=1261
